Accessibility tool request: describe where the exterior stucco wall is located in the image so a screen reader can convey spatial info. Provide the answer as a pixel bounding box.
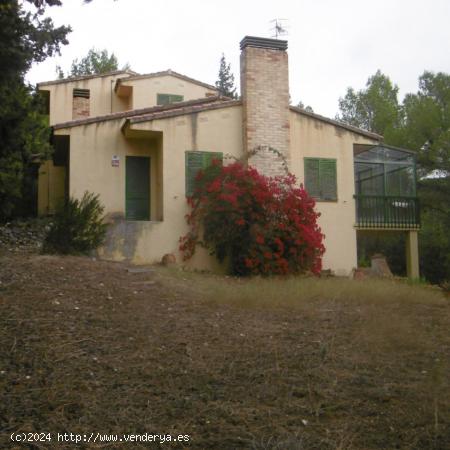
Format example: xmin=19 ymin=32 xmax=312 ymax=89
xmin=56 ymin=105 xmax=243 ymax=268
xmin=122 ymin=75 xmax=217 ymax=110
xmin=41 ymin=73 xmax=132 ymax=125
xmin=290 ymin=111 xmax=379 ymax=275
xmin=40 ymin=74 xmax=216 ymax=127
xmin=56 ymin=122 xmax=162 ymax=222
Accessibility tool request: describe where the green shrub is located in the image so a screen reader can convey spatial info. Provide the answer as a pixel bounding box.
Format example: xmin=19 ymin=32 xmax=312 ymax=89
xmin=43 ymin=192 xmax=107 ymax=254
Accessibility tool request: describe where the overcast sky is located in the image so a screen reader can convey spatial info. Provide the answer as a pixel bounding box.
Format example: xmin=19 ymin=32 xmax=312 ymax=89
xmin=26 ymin=0 xmax=450 ymax=118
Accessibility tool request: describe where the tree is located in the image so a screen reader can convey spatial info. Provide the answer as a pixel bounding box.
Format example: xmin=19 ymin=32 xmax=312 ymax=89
xmin=0 ymin=0 xmax=70 ymax=220
xmin=58 ymin=48 xmax=129 ymax=78
xmin=296 ymin=100 xmax=314 ymax=113
xmin=401 ymin=72 xmax=450 ymax=176
xmin=336 ymin=70 xmax=402 ymax=142
xmin=215 ymin=54 xmax=237 ymax=98
xmin=402 ymin=72 xmax=450 ymax=284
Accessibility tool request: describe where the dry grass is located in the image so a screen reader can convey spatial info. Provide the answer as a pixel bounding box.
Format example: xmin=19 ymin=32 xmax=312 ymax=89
xmin=1 ymin=251 xmax=449 ymax=449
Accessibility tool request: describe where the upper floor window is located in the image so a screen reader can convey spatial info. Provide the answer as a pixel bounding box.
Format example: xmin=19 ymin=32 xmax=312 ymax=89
xmin=73 ymin=88 xmax=90 ymax=99
xmin=72 ymin=88 xmax=90 ymax=119
xmin=157 ymin=93 xmax=184 ymax=106
xmin=304 ymin=158 xmax=337 ymax=201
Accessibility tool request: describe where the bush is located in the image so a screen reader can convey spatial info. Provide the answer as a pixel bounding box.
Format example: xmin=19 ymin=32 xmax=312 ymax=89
xmin=43 ymin=192 xmax=107 ymax=254
xmin=179 ymin=161 xmax=324 ymax=276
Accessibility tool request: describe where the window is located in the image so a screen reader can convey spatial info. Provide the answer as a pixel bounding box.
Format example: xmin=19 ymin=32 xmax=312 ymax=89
xmin=304 ymin=158 xmax=337 ymax=201
xmin=72 ymin=88 xmax=90 ymax=119
xmin=157 ymin=93 xmax=184 ymax=105
xmin=73 ymin=88 xmax=90 ymax=99
xmin=185 ymin=151 xmax=223 ymax=196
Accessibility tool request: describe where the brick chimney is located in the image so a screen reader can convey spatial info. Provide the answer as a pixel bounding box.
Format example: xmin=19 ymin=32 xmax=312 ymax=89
xmin=240 ymin=36 xmax=290 ymax=177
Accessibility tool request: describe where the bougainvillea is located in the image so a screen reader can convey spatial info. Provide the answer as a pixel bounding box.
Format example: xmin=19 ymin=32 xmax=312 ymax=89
xmin=179 ymin=161 xmax=325 ymax=276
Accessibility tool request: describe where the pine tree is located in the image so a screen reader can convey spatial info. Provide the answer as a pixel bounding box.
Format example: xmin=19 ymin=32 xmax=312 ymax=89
xmin=0 ymin=0 xmax=70 ymax=219
xmin=215 ymin=54 xmax=237 ymax=98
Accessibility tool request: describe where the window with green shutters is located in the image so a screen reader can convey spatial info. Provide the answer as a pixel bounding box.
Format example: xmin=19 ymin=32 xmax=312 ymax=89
xmin=304 ymin=158 xmax=337 ymax=201
xmin=157 ymin=93 xmax=184 ymax=105
xmin=185 ymin=151 xmax=223 ymax=196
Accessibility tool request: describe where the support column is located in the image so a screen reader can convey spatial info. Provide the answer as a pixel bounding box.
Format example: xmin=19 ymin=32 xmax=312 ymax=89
xmin=406 ymin=230 xmax=419 ymax=279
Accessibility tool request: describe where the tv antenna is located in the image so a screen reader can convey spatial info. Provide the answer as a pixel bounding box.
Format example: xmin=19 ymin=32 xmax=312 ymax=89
xmin=270 ymin=19 xmax=288 ymax=39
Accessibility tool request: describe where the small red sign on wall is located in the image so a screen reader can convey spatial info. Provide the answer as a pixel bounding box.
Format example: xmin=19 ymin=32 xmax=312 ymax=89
xmin=112 ymin=155 xmax=120 ymax=167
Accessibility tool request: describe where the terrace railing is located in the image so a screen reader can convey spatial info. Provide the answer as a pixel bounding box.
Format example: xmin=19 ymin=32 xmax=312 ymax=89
xmin=354 ymin=195 xmax=420 ymax=228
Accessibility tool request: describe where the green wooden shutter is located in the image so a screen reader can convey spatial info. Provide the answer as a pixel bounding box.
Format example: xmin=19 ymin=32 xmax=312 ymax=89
xmin=304 ymin=158 xmax=321 ymax=198
xmin=185 ymin=151 xmax=223 ymax=196
xmin=202 ymin=152 xmax=223 ymax=168
xmin=157 ymin=94 xmax=184 ymax=105
xmin=170 ymin=94 xmax=184 ymax=103
xmin=157 ymin=94 xmax=170 ymax=105
xmin=319 ymin=159 xmax=337 ymax=200
xmin=185 ymin=152 xmax=204 ymax=196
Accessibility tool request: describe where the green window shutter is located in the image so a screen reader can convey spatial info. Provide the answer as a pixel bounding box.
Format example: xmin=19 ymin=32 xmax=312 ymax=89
xmin=185 ymin=152 xmax=204 ymax=197
xmin=319 ymin=159 xmax=337 ymax=200
xmin=185 ymin=151 xmax=223 ymax=196
xmin=304 ymin=157 xmax=337 ymax=201
xmin=170 ymin=94 xmax=184 ymax=103
xmin=304 ymin=158 xmax=321 ymax=198
xmin=157 ymin=94 xmax=170 ymax=105
xmin=202 ymin=152 xmax=223 ymax=168
xmin=157 ymin=94 xmax=184 ymax=105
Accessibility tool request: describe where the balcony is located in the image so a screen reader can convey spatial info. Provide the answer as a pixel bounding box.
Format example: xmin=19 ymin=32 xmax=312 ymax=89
xmin=355 ymin=195 xmax=420 ymax=228
xmin=354 ymin=144 xmax=420 ymax=230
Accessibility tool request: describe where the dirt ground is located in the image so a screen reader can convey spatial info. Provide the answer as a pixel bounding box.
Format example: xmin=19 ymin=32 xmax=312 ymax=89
xmin=0 ymin=249 xmax=449 ymax=449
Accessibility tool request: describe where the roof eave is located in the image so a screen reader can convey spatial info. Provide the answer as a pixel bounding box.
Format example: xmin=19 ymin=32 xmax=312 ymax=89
xmin=37 ymin=70 xmax=138 ymax=88
xmin=117 ymin=70 xmax=217 ymax=92
xmin=290 ymin=106 xmax=383 ymax=141
xmin=52 ymin=96 xmax=235 ymax=130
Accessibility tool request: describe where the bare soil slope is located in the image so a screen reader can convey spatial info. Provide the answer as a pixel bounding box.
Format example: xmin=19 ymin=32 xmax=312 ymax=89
xmin=0 ymin=250 xmax=449 ymax=449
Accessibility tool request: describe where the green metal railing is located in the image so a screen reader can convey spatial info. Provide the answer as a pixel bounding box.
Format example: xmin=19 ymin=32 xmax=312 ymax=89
xmin=354 ymin=195 xmax=420 ymax=228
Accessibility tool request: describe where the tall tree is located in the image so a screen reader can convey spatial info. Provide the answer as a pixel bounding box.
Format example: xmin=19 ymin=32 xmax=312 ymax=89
xmin=0 ymin=0 xmax=70 ymax=219
xmin=58 ymin=48 xmax=129 ymax=78
xmin=215 ymin=54 xmax=237 ymax=98
xmin=402 ymin=72 xmax=450 ymax=283
xmin=401 ymin=71 xmax=450 ymax=175
xmin=336 ymin=70 xmax=401 ymax=142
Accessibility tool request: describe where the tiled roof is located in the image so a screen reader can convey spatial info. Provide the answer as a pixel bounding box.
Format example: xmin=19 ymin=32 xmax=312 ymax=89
xmin=290 ymin=106 xmax=383 ymax=141
xmin=53 ymin=96 xmax=236 ymax=130
xmin=115 ymin=69 xmax=217 ymax=92
xmin=37 ymin=70 xmax=138 ymax=87
xmin=128 ymin=100 xmax=240 ymax=124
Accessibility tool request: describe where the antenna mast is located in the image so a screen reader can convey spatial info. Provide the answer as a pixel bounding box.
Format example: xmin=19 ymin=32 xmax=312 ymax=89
xmin=270 ymin=19 xmax=288 ymax=39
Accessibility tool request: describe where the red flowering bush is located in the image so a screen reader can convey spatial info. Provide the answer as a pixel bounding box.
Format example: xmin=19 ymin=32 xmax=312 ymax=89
xmin=179 ymin=161 xmax=325 ymax=276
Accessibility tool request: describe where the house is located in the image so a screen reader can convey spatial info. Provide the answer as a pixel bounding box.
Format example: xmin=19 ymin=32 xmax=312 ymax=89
xmin=37 ymin=36 xmax=420 ymax=278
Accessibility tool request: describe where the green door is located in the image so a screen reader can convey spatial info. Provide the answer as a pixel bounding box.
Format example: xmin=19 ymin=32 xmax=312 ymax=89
xmin=126 ymin=156 xmax=150 ymax=220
